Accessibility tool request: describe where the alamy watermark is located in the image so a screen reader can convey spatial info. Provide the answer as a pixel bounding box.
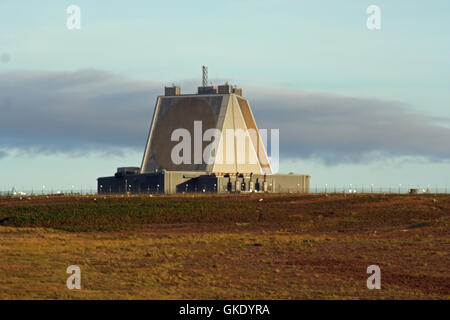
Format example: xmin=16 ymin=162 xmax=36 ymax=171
xmin=366 ymin=265 xmax=381 ymax=289
xmin=63 ymin=5 xmax=382 ymax=31
xmin=367 ymin=5 xmax=381 ymax=30
xmin=66 ymin=5 xmax=81 ymax=30
xmin=66 ymin=265 xmax=81 ymax=289
xmin=170 ymin=121 xmax=279 ymax=173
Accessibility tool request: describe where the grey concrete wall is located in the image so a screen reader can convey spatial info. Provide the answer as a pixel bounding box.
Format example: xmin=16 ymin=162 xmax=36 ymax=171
xmin=141 ymin=95 xmax=224 ymax=173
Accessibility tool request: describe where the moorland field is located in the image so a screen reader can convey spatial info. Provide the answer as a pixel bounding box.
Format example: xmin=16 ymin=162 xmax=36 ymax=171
xmin=0 ymin=193 xmax=448 ymax=299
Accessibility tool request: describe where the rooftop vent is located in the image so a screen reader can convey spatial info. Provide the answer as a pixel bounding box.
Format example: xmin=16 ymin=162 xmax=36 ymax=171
xmin=165 ymin=86 xmax=180 ymax=96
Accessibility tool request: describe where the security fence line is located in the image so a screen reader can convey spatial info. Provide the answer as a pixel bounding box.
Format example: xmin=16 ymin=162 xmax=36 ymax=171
xmin=0 ymin=185 xmax=449 ymax=196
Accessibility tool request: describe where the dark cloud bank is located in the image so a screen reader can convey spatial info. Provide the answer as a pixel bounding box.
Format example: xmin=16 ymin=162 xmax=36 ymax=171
xmin=1 ymin=70 xmax=449 ymax=165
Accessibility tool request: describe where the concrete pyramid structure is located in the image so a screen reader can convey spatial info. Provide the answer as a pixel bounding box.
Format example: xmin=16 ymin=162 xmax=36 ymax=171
xmin=140 ymin=85 xmax=272 ymax=175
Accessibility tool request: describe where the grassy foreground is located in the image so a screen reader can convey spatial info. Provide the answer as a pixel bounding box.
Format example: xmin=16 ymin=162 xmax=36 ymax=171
xmin=0 ymin=193 xmax=449 ymax=299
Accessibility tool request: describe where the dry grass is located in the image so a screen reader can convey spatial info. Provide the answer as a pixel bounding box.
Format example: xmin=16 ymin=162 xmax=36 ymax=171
xmin=0 ymin=193 xmax=449 ymax=299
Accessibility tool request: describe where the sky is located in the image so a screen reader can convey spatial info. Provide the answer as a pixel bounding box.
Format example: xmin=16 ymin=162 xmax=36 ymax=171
xmin=0 ymin=0 xmax=449 ymax=192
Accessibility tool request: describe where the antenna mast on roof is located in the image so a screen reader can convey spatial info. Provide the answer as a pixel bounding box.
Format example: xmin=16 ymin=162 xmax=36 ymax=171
xmin=202 ymin=65 xmax=208 ymax=87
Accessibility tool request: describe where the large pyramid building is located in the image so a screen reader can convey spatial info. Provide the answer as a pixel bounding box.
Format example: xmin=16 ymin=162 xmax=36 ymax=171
xmin=98 ymin=67 xmax=310 ymax=194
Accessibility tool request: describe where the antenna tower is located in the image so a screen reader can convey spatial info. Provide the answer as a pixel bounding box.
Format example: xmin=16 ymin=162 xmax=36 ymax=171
xmin=202 ymin=65 xmax=208 ymax=87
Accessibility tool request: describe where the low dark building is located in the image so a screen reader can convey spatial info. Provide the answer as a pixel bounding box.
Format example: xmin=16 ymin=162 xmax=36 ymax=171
xmin=98 ymin=170 xmax=310 ymax=194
